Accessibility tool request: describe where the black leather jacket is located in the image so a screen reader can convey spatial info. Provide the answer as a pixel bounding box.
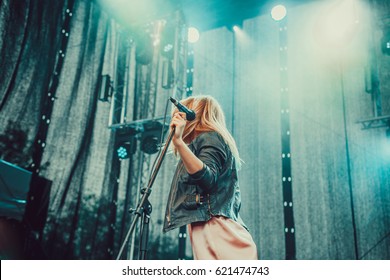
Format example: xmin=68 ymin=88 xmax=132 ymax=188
xmin=163 ymin=131 xmax=246 ymax=233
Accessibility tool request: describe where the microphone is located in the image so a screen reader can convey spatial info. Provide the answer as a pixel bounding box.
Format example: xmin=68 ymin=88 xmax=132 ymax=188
xmin=169 ymin=97 xmax=196 ymax=121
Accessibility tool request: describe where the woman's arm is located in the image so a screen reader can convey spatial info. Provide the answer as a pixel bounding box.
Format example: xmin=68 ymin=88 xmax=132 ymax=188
xmin=171 ymin=112 xmax=203 ymax=174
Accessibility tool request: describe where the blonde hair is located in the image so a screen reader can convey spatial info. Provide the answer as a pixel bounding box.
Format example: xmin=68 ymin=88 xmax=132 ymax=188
xmin=172 ymin=95 xmax=241 ymax=169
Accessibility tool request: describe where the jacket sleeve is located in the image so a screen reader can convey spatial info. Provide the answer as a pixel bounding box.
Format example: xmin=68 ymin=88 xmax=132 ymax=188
xmin=188 ymin=132 xmax=227 ymax=192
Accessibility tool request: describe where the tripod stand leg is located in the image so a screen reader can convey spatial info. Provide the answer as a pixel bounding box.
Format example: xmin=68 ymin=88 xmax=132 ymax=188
xmin=139 ymin=212 xmax=150 ymax=260
xmin=138 ymin=199 xmax=152 ymax=260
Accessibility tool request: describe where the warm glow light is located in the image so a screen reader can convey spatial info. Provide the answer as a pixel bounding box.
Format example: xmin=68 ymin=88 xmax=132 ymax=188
xmin=188 ymin=27 xmax=200 ymax=43
xmin=271 ymin=5 xmax=287 ymax=21
xmin=314 ymin=0 xmax=362 ymax=50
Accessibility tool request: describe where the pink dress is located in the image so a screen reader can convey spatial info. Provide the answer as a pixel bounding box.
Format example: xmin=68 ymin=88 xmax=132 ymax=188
xmin=188 ymin=216 xmax=258 ymax=260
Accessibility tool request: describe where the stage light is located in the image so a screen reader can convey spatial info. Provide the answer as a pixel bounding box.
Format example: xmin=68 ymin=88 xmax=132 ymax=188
xmin=140 ymin=121 xmax=168 ymax=154
xmin=98 ymin=74 xmax=112 ymax=102
xmin=163 ymin=43 xmax=173 ymax=53
xmin=116 ymin=144 xmax=130 ymax=159
xmin=160 ymin=22 xmax=175 ymax=59
xmin=115 ymin=138 xmax=138 ymax=159
xmin=233 ymin=25 xmax=240 ymax=32
xmin=115 ymin=127 xmax=139 ymax=159
xmin=188 ymin=27 xmax=200 ymax=43
xmin=141 ymin=136 xmax=160 ymax=154
xmin=271 ymin=5 xmax=287 ymax=21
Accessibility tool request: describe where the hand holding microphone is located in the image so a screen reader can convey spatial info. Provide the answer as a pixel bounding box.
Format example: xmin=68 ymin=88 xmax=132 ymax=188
xmin=169 ymin=97 xmax=196 ymax=147
xmin=169 ymin=97 xmax=196 ymax=121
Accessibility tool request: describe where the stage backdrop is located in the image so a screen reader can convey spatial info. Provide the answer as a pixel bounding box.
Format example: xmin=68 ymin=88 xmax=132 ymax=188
xmin=190 ymin=0 xmax=390 ymax=260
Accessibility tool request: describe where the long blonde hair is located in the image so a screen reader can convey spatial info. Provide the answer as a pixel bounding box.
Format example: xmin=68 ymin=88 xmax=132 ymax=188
xmin=172 ymin=95 xmax=241 ymax=169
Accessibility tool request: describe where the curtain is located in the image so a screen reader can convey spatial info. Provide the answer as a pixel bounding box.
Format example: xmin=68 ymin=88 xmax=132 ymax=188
xmin=0 ymin=0 xmax=118 ymax=259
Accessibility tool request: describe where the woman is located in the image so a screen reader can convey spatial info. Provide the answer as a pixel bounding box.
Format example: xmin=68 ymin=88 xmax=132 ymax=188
xmin=163 ymin=95 xmax=257 ymax=260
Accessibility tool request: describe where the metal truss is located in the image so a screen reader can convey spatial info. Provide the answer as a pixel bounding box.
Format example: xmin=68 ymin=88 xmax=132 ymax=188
xmin=357 ymin=115 xmax=390 ymax=130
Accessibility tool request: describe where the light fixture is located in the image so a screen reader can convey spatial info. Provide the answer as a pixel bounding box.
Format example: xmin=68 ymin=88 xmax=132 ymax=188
xmin=271 ymin=5 xmax=287 ymax=21
xmin=160 ymin=23 xmax=175 ymax=59
xmin=188 ymin=27 xmax=200 ymax=43
xmin=140 ymin=136 xmax=159 ymax=155
xmin=115 ymin=127 xmax=139 ymax=159
xmin=140 ymin=121 xmax=167 ymax=154
xmin=116 ymin=144 xmax=130 ymax=159
xmin=98 ymin=74 xmax=112 ymax=102
xmin=226 ymin=21 xmax=243 ymax=33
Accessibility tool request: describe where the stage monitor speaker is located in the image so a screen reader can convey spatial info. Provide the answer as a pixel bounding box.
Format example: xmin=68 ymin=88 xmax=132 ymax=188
xmin=0 ymin=160 xmax=32 ymax=221
xmin=0 ymin=160 xmax=51 ymax=232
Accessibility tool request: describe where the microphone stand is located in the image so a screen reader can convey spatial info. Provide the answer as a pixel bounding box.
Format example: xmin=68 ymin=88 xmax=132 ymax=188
xmin=116 ymin=128 xmax=175 ymax=260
